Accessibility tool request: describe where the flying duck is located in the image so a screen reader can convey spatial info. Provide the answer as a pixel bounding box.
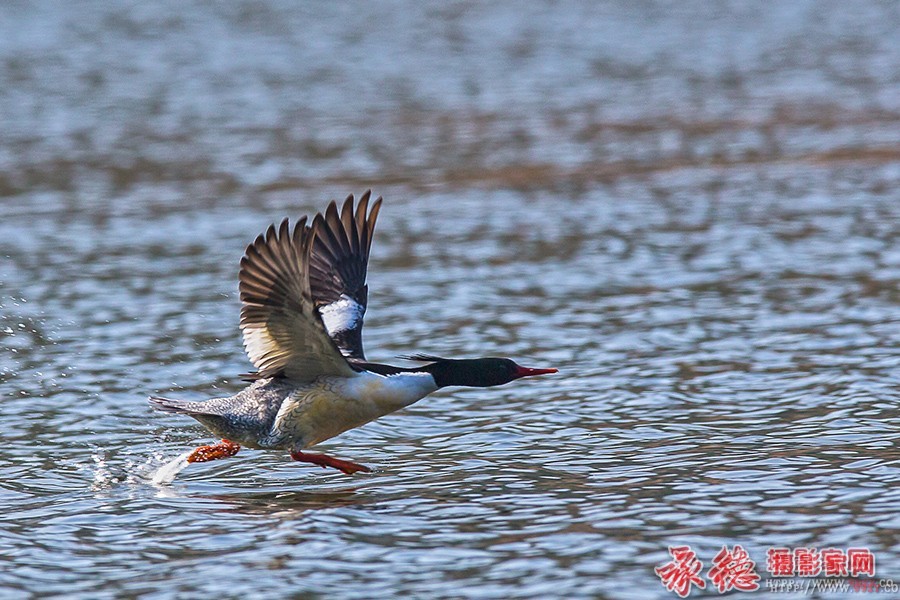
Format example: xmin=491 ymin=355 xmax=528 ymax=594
xmin=149 ymin=192 xmax=557 ymax=475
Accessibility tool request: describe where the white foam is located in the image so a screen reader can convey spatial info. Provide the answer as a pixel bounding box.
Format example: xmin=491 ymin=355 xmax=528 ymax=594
xmin=149 ymin=450 xmax=194 ymax=486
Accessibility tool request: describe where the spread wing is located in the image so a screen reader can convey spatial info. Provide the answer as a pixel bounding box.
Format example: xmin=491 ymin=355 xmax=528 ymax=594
xmin=309 ymin=191 xmax=382 ymax=360
xmin=239 ymin=216 xmax=357 ymax=381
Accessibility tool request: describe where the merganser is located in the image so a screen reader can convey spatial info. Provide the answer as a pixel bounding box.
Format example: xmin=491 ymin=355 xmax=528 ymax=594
xmin=149 ymin=192 xmax=557 ymax=475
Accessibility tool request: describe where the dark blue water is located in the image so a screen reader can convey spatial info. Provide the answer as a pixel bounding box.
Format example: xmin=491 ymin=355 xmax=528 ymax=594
xmin=1 ymin=2 xmax=898 ymax=598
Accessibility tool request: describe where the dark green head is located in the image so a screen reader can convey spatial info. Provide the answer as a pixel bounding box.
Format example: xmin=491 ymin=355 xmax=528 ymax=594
xmin=422 ymin=357 xmax=558 ymax=388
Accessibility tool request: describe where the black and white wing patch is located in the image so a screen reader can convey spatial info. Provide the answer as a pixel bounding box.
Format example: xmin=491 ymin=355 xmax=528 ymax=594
xmin=239 ymin=217 xmax=356 ymax=382
xmin=309 ymin=191 xmax=382 ymax=360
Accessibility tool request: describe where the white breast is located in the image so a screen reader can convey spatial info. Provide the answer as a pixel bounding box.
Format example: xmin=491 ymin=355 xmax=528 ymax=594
xmin=336 ymin=370 xmax=439 ymax=415
xmin=265 ymin=370 xmax=440 ymax=450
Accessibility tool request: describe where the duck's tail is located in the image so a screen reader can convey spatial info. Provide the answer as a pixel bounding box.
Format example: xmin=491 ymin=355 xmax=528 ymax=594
xmin=148 ymin=396 xmax=214 ymax=415
xmin=149 ymin=394 xmax=238 ymax=442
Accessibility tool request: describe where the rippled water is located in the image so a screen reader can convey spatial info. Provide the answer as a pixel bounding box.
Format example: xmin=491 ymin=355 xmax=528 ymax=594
xmin=2 ymin=2 xmax=899 ymax=598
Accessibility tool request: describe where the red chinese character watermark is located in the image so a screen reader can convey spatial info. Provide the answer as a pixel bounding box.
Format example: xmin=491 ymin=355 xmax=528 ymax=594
xmin=706 ymin=545 xmax=760 ymax=593
xmin=848 ymin=548 xmax=875 ymax=577
xmin=766 ymin=547 xmax=794 ymax=577
xmin=821 ymin=548 xmax=847 ymax=576
xmin=659 ymin=545 xmax=877 ymax=597
xmin=655 ymin=546 xmax=706 ymax=598
xmin=794 ymin=547 xmax=821 ymax=577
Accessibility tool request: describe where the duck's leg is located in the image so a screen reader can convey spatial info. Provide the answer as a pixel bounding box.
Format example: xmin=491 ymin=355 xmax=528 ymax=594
xmin=187 ymin=439 xmax=241 ymax=463
xmin=290 ymin=451 xmax=371 ymax=475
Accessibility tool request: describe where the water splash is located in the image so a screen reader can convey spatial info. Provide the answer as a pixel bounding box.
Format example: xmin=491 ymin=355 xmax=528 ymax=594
xmin=88 ymin=447 xmax=194 ymax=490
xmin=149 ymin=450 xmax=194 ymax=486
xmin=90 ymin=450 xmax=120 ymax=490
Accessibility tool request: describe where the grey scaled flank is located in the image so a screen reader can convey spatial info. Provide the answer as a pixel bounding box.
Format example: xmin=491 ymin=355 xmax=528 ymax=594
xmin=149 ymin=379 xmax=295 ymax=449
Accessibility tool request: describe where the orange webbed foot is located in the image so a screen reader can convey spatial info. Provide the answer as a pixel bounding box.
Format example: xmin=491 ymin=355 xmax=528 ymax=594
xmin=187 ymin=439 xmax=241 ymax=463
xmin=290 ymin=451 xmax=371 ymax=475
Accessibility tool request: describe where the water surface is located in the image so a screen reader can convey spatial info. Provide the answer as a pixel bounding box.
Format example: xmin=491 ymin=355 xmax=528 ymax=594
xmin=1 ymin=2 xmax=899 ymax=598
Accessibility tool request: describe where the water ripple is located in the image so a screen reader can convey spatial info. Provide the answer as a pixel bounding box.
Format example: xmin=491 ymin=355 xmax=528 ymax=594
xmin=1 ymin=2 xmax=899 ymax=598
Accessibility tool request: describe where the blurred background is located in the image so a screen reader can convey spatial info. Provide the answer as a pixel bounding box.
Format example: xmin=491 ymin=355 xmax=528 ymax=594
xmin=1 ymin=2 xmax=898 ymax=598
xmin=2 ymin=1 xmax=898 ymax=202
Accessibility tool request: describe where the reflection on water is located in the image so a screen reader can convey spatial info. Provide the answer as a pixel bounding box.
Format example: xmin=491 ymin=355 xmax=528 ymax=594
xmin=1 ymin=1 xmax=899 ymax=598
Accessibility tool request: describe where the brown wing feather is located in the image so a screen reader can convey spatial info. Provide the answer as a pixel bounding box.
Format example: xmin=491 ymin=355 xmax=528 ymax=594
xmin=239 ymin=215 xmax=356 ymax=381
